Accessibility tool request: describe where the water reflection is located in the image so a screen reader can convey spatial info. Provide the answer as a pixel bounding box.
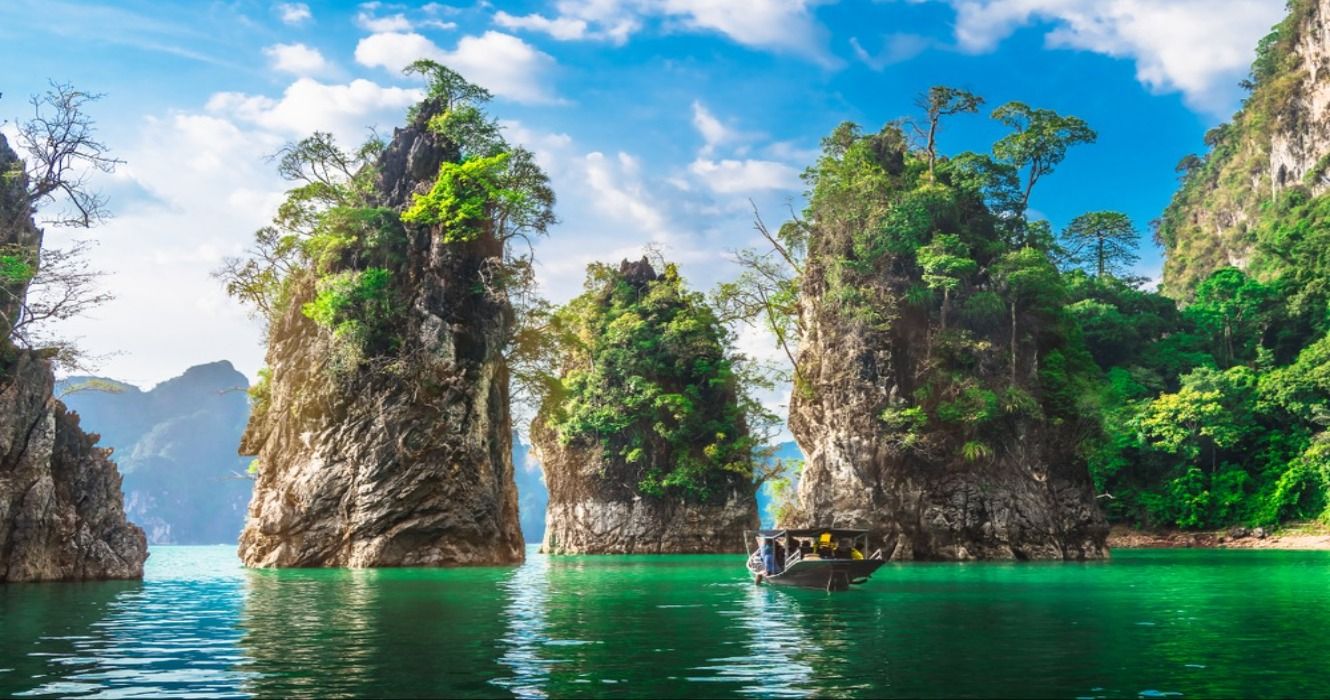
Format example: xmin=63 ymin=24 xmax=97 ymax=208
xmin=4 ymin=547 xmax=1330 ymax=698
xmin=239 ymin=564 xmax=516 ymax=698
xmin=0 ymin=546 xmax=249 ymax=698
xmin=491 ymin=552 xmax=553 ymax=697
xmin=708 ymin=585 xmax=818 ymax=697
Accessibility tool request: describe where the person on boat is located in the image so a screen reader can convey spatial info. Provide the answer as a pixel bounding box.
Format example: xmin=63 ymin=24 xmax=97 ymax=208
xmin=817 ymin=532 xmax=835 ymax=559
xmin=762 ymin=537 xmax=777 ymax=574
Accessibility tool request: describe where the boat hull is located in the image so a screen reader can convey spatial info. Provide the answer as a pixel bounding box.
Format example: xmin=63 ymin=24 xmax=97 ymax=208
xmin=754 ymin=559 xmax=886 ymax=591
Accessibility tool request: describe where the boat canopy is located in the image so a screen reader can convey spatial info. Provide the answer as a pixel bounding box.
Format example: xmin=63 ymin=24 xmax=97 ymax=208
xmin=755 ymin=528 xmax=868 ymax=539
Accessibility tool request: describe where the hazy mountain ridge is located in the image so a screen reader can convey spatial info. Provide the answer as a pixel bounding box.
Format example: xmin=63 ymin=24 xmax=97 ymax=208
xmin=58 ymin=361 xmax=252 ymax=545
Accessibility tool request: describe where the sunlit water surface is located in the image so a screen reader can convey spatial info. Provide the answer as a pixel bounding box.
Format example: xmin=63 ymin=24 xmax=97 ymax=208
xmin=2 ymin=546 xmax=1329 ymax=698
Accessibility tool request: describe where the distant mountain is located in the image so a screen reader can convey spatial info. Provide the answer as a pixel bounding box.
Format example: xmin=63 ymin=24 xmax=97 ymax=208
xmin=58 ymin=361 xmax=253 ymax=545
xmin=58 ymin=362 xmax=796 ymax=546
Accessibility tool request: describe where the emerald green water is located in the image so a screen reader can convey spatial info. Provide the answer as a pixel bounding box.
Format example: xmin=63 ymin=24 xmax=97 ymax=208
xmin=1 ymin=547 xmax=1328 ymax=698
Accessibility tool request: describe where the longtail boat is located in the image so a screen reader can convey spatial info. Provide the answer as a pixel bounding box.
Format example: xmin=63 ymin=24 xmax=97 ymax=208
xmin=746 ymin=528 xmax=886 ymax=592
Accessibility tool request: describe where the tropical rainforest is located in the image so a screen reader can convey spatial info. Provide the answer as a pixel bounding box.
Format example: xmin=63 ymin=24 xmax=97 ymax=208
xmin=208 ymin=2 xmax=1330 ymax=535
xmin=725 ymin=19 xmax=1330 ymax=532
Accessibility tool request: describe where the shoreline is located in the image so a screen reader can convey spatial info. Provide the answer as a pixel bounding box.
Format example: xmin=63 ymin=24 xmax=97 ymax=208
xmin=1108 ymin=524 xmax=1330 ymax=550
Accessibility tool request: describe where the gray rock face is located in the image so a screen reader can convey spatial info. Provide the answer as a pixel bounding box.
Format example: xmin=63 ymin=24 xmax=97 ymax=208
xmin=534 ymin=422 xmax=757 ymax=554
xmin=787 ymin=291 xmax=1109 ymax=561
xmin=533 ymin=259 xmax=758 ymax=555
xmin=1161 ymin=0 xmax=1330 ymax=294
xmin=0 ymin=352 xmax=148 ymax=581
xmin=0 ymin=133 xmax=147 ymax=581
xmin=237 ymin=100 xmax=523 ymax=568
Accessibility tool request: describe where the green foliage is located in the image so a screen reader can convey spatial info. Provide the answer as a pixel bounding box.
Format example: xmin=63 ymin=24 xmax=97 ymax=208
xmin=543 ymin=262 xmax=757 ymax=501
xmin=0 ymin=253 xmax=34 ymax=285
xmin=301 ymin=267 xmax=400 ymax=367
xmin=249 ymin=367 xmax=272 ymax=419
xmin=404 ymin=152 xmax=516 ymax=240
xmin=1060 ymin=211 xmax=1140 ymax=278
xmin=991 ymin=101 xmax=1097 ymax=215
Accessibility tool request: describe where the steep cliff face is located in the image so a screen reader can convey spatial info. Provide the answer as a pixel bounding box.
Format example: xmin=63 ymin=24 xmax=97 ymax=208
xmin=535 ymin=259 xmax=758 ymax=554
xmin=0 ymin=135 xmax=146 ymax=582
xmin=1160 ymin=0 xmax=1330 ymax=295
xmin=237 ymin=100 xmax=524 ymax=567
xmin=59 ymin=361 xmax=252 ymax=545
xmin=784 ymin=126 xmax=1107 ymax=561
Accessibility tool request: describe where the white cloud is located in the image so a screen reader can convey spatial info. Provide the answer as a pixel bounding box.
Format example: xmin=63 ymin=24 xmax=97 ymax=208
xmin=355 ymin=31 xmax=561 ymax=104
xmin=691 ymin=101 xmax=732 ymax=156
xmin=938 ymin=0 xmax=1286 ymax=115
xmin=48 ymin=112 xmax=287 ymax=386
xmin=850 ymin=33 xmax=931 ymax=71
xmin=689 ymin=157 xmax=801 ymax=193
xmin=274 ymin=2 xmax=311 ymax=26
xmin=263 ymin=43 xmax=330 ymax=76
xmin=206 ymin=78 xmax=421 ymax=144
xmin=355 ymin=4 xmax=414 ymax=32
xmin=494 ymin=11 xmax=590 ymax=41
xmin=492 ymin=0 xmax=833 ymax=62
xmin=354 ymin=31 xmax=447 ymax=71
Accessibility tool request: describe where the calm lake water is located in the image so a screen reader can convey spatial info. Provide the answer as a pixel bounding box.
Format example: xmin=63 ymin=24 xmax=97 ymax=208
xmin=2 ymin=546 xmax=1328 ymax=698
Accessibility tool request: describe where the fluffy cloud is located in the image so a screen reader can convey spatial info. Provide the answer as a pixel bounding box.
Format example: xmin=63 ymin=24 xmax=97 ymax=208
xmin=938 ymin=0 xmax=1286 ymax=114
xmin=355 ymin=10 xmax=413 ymax=33
xmin=49 ymin=113 xmax=287 ymax=386
xmin=490 ymin=0 xmax=833 ymax=63
xmin=263 ymin=43 xmax=330 ymax=76
xmin=354 ymin=31 xmax=446 ymax=71
xmin=206 ymin=78 xmax=421 ymax=144
xmin=688 ymin=157 xmax=801 ymax=193
xmin=494 ymin=11 xmax=591 ymax=41
xmin=274 ymin=2 xmax=311 ymax=26
xmin=355 ymin=31 xmax=561 ymax=104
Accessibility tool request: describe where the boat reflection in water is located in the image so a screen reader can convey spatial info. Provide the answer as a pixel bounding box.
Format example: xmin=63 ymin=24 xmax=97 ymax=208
xmin=747 ymin=528 xmax=886 ymax=591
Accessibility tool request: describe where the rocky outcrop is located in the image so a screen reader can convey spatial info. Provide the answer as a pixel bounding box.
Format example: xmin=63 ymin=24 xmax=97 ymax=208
xmin=0 ymin=134 xmax=146 ymax=582
xmin=236 ymin=100 xmax=523 ymax=568
xmin=59 ymin=361 xmax=253 ymax=545
xmin=1160 ymin=0 xmax=1330 ymax=295
xmin=535 ymin=421 xmax=757 ymax=554
xmin=535 ymin=259 xmax=758 ymax=554
xmin=784 ymin=127 xmax=1107 ymax=562
xmin=788 ymin=359 xmax=1108 ymax=561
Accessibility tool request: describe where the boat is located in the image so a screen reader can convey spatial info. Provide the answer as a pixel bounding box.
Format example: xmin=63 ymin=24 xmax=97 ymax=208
xmin=746 ymin=528 xmax=886 ymax=592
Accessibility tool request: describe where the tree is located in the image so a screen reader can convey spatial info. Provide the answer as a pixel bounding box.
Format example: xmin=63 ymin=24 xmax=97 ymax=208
xmin=991 ymin=102 xmax=1097 ymax=216
xmin=2 ymin=82 xmax=120 ymax=365
xmin=1061 ymin=211 xmax=1140 ymax=278
xmin=912 ymin=86 xmax=984 ymax=178
xmin=1185 ymin=268 xmax=1276 ymax=368
xmin=916 ymin=233 xmax=976 ymax=331
xmin=15 ymin=82 xmax=123 ymax=228
xmin=994 ymin=246 xmax=1064 ymax=383
xmin=712 ymin=204 xmax=806 ymax=380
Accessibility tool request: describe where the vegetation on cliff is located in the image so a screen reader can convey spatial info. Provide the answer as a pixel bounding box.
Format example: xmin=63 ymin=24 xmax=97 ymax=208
xmin=723 ymin=89 xmax=1103 ymax=480
xmin=1083 ymin=0 xmax=1330 ymax=529
xmin=219 ymin=59 xmax=554 ymax=387
xmin=729 ymin=33 xmax=1330 ymax=534
xmin=537 ymin=258 xmax=770 ymax=501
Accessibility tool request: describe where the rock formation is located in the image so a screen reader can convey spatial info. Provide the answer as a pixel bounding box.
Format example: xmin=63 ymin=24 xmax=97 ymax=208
xmin=236 ymin=93 xmax=524 ymax=568
xmin=1160 ymin=0 xmax=1330 ymax=295
xmin=535 ymin=259 xmax=758 ymax=554
xmin=0 ymin=134 xmax=147 ymax=582
xmin=59 ymin=361 xmax=253 ymax=545
xmin=784 ymin=126 xmax=1107 ymax=561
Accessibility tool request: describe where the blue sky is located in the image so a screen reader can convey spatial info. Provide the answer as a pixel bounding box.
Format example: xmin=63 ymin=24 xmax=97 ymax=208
xmin=0 ymin=0 xmax=1287 ymax=389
